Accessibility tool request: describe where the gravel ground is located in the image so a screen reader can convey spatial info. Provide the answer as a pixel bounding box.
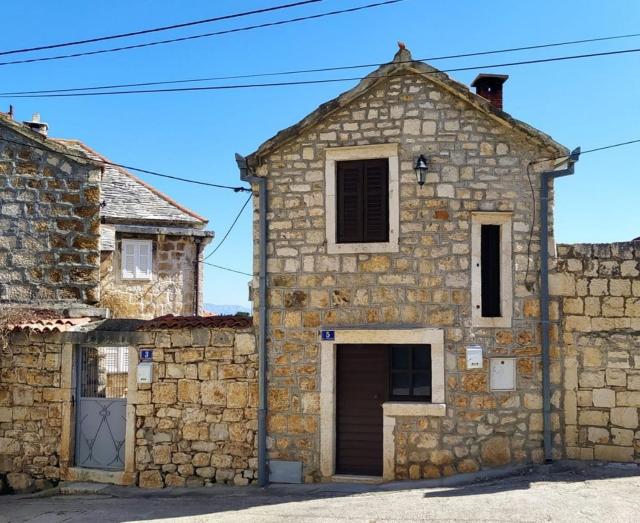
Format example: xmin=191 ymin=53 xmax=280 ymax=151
xmin=1 ymin=464 xmax=639 ymax=522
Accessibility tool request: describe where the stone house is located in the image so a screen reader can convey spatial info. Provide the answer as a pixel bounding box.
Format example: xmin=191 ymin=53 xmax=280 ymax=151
xmin=242 ymin=45 xmax=574 ymax=482
xmin=0 ymin=111 xmax=213 ymax=319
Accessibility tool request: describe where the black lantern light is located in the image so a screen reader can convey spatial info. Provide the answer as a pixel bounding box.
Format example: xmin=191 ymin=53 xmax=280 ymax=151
xmin=414 ymin=154 xmax=429 ymax=186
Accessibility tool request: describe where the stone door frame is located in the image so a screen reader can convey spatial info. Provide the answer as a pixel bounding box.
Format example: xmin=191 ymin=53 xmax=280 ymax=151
xmin=320 ymin=328 xmax=446 ymax=480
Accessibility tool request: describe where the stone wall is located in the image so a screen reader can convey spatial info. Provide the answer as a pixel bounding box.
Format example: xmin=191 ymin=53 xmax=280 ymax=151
xmin=133 ymin=327 xmax=258 ymax=487
xmin=252 ymin=73 xmax=563 ymax=480
xmin=0 ymin=331 xmax=70 ymax=492
xmin=0 ymin=123 xmax=101 ymax=304
xmin=100 ymin=234 xmax=199 ymax=319
xmin=555 ymin=242 xmax=640 ymax=462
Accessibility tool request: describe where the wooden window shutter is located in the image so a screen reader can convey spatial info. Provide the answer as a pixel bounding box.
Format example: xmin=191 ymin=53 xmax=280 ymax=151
xmin=121 ymin=240 xmax=136 ymax=279
xmin=336 ymin=161 xmax=364 ymax=243
xmin=137 ymin=241 xmax=152 ymax=279
xmin=363 ymin=159 xmax=389 ymax=242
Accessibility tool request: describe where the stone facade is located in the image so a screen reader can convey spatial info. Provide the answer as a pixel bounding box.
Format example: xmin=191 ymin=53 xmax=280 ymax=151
xmin=555 ymin=242 xmax=640 ymax=462
xmin=247 ymin=53 xmax=567 ymax=481
xmin=0 ymin=120 xmax=101 ymax=305
xmin=133 ymin=327 xmax=258 ymax=487
xmin=100 ymin=234 xmax=200 ymax=319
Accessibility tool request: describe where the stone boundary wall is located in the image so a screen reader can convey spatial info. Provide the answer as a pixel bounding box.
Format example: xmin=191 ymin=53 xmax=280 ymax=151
xmin=554 ymin=242 xmax=640 ymax=462
xmin=0 ymin=331 xmax=70 ymax=492
xmin=0 ymin=324 xmax=257 ymax=493
xmin=133 ymin=327 xmax=258 ymax=487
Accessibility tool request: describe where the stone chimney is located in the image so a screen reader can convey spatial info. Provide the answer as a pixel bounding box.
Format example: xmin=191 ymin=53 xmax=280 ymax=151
xmin=471 ymin=74 xmax=508 ymax=110
xmin=23 ymin=112 xmax=48 ymax=136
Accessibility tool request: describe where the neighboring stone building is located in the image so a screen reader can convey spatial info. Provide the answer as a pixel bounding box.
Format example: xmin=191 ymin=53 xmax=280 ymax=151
xmin=0 ymin=113 xmax=102 ymax=306
xmin=0 ymin=111 xmax=213 ymax=319
xmin=60 ymin=141 xmax=213 ymax=319
xmin=242 ymin=46 xmax=572 ymax=482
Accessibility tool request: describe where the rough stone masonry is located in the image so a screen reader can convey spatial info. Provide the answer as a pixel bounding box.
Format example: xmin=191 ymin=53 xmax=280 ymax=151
xmin=0 ymin=118 xmax=101 ymax=305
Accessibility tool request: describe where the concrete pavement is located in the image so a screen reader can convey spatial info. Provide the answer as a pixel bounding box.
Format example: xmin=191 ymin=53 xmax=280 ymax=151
xmin=1 ymin=462 xmax=639 ymax=522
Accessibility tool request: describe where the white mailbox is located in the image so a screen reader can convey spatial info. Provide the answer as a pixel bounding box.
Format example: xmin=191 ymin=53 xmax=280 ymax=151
xmin=466 ymin=345 xmax=483 ymax=369
xmin=137 ymin=362 xmax=153 ymax=384
xmin=490 ymin=358 xmax=516 ymax=391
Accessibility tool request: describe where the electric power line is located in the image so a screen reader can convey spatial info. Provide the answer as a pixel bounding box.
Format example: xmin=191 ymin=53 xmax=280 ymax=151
xmin=4 ymin=30 xmax=639 ymax=96
xmin=0 ymin=1 xmax=322 ymax=57
xmin=4 ymin=46 xmax=640 ymax=98
xmin=202 ymin=261 xmax=253 ymax=277
xmin=203 ymin=194 xmax=252 ymax=261
xmin=0 ymin=136 xmax=250 ymax=192
xmin=0 ymin=0 xmax=406 ymax=67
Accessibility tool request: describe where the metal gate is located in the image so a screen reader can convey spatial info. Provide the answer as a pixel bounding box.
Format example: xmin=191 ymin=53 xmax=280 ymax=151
xmin=75 ymin=346 xmax=128 ymax=470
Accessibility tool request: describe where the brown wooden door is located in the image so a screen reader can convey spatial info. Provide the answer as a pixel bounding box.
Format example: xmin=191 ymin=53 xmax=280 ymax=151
xmin=336 ymin=344 xmax=388 ymax=476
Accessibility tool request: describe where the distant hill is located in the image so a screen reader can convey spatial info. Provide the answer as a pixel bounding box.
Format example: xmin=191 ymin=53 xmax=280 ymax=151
xmin=204 ymin=304 xmax=251 ymax=316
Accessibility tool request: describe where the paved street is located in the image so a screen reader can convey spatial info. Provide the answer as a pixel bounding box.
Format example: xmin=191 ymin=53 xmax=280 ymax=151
xmin=1 ymin=464 xmax=639 ymax=522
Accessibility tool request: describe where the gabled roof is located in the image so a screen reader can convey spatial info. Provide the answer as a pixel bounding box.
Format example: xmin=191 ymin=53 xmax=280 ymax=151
xmin=247 ymin=47 xmax=569 ymax=165
xmin=56 ymin=140 xmax=207 ymax=227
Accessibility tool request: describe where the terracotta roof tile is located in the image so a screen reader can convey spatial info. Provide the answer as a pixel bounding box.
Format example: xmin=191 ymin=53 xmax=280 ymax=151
xmin=137 ymin=314 xmax=253 ymax=331
xmin=11 ymin=316 xmax=94 ymax=333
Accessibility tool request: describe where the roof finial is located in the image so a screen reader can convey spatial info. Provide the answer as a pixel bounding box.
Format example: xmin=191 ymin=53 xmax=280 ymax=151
xmin=393 ymin=41 xmax=412 ymax=63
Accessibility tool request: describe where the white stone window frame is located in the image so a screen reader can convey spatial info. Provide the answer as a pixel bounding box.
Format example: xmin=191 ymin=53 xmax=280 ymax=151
xmin=325 ymin=144 xmax=400 ymax=254
xmin=471 ymin=212 xmax=513 ymax=328
xmin=320 ymin=328 xmax=445 ymax=481
xmin=121 ymin=239 xmax=153 ymax=280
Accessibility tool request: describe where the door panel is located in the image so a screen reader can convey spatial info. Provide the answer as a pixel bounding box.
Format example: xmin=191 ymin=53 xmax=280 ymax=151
xmin=336 ymin=344 xmax=388 ymax=476
xmin=75 ymin=347 xmax=128 ymax=470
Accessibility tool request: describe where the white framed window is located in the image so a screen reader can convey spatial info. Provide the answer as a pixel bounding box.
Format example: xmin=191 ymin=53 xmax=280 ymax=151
xmin=121 ymin=239 xmax=153 ymax=280
xmin=471 ymin=212 xmax=513 ymax=328
xmin=325 ymin=144 xmax=400 ymax=254
xmin=102 ymin=346 xmax=129 ymax=373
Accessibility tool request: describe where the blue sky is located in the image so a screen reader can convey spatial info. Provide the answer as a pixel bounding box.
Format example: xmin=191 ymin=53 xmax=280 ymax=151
xmin=2 ymin=1 xmax=639 ymax=307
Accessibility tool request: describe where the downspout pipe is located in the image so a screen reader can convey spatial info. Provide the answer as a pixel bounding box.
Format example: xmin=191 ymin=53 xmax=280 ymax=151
xmin=236 ymin=153 xmax=269 ymax=487
xmin=539 ymin=147 xmax=580 ymax=462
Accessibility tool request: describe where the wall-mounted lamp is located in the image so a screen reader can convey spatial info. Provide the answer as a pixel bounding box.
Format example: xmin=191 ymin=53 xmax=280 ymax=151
xmin=414 ymin=154 xmax=429 ymax=186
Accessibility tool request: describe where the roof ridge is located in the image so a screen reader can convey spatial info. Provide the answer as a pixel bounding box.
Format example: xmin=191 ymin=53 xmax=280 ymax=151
xmin=59 ymin=140 xmax=208 ymax=224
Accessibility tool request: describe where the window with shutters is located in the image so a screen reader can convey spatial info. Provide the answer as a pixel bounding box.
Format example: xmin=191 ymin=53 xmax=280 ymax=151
xmin=325 ymin=144 xmax=399 ymax=254
xmin=471 ymin=213 xmax=513 ymax=327
xmin=121 ymin=239 xmax=153 ymax=280
xmin=336 ymin=159 xmax=389 ymax=243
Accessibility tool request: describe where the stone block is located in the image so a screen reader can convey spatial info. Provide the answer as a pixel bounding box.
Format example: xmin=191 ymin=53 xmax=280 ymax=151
xmin=227 ymin=382 xmax=249 ymax=408
xmin=177 ymin=380 xmax=200 ymax=403
xmin=592 ymin=389 xmax=615 ymax=408
xmin=606 ymin=369 xmax=627 ymax=387
xmin=152 ymin=383 xmax=177 ymax=404
xmin=582 ymin=347 xmax=603 ymax=368
xmin=7 ymin=472 xmax=33 ymax=492
xmin=152 ymin=445 xmax=172 ymax=465
xmin=587 ymin=427 xmax=609 ymax=444
xmin=610 ymin=407 xmax=638 ymax=429
xmin=235 ymin=333 xmax=255 ymax=356
xmin=549 ymin=272 xmax=576 ymax=296
xmin=611 ymin=428 xmax=634 ymax=446
xmin=579 ymin=371 xmax=605 ymax=388
xmin=616 ymin=392 xmax=640 ymax=407
xmin=201 ymin=382 xmax=226 ymax=406
xmin=139 ymin=470 xmax=164 ymax=488
xmin=480 ymin=436 xmax=511 ymax=466
xmin=0 ymin=437 xmax=20 ymax=454
xmin=578 ymin=410 xmax=609 ymax=427
xmin=594 ymin=445 xmax=634 ymax=462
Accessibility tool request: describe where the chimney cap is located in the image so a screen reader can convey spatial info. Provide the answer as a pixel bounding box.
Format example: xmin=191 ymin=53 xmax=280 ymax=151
xmin=23 ymin=112 xmax=49 ymax=135
xmin=471 ymin=73 xmax=509 ymax=88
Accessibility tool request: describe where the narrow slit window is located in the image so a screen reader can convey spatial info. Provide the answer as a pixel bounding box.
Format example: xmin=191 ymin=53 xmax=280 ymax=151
xmin=481 ymin=224 xmax=501 ymax=317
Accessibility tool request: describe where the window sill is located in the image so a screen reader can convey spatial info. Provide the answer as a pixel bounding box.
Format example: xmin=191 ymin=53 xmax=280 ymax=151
xmin=121 ymin=277 xmax=153 ymax=282
xmin=382 ymin=402 xmax=446 ymax=417
xmin=327 ymin=241 xmax=399 ymax=255
xmin=471 ymin=315 xmax=512 ymax=328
